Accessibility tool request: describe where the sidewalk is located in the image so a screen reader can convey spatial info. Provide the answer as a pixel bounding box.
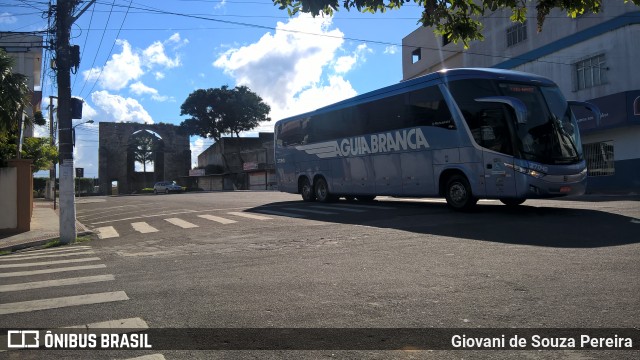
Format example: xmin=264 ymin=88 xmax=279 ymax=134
xmin=0 ymin=198 xmax=92 ymax=253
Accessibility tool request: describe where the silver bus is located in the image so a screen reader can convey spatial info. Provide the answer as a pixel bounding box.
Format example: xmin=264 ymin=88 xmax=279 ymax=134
xmin=274 ymin=68 xmax=600 ymax=210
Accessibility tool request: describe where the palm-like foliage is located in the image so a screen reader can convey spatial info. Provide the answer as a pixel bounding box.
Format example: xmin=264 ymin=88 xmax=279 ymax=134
xmin=0 ymin=49 xmax=30 ymax=133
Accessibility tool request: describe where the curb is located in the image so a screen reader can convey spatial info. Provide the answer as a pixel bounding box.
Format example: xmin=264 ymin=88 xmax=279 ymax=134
xmin=0 ymin=230 xmax=95 ymax=254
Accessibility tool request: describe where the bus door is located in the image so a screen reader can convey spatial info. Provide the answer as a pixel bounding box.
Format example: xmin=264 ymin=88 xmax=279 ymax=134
xmin=477 ymin=108 xmax=517 ymax=198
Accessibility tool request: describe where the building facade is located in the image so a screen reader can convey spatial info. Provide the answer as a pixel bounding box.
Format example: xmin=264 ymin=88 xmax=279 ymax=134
xmin=402 ymin=2 xmax=640 ymax=193
xmin=195 ymin=132 xmax=275 ymax=190
xmin=0 ymin=32 xmax=44 ymax=138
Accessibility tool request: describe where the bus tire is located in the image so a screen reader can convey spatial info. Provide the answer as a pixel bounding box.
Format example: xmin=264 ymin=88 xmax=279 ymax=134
xmin=355 ymin=195 xmax=376 ymax=202
xmin=300 ymin=177 xmax=316 ymax=202
xmin=500 ymin=198 xmax=525 ymax=206
xmin=314 ymin=177 xmax=335 ymax=203
xmin=445 ymin=175 xmax=477 ymax=211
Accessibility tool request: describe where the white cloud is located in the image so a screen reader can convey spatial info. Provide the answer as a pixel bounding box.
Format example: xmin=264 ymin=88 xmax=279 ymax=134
xmin=143 ymin=41 xmax=181 ymax=69
xmin=214 ymin=0 xmax=227 ymax=10
xmin=83 ymin=40 xmax=143 ymax=91
xmin=91 ymin=90 xmax=153 ymax=124
xmin=82 ymin=34 xmax=185 ymax=91
xmin=214 ymin=14 xmax=362 ymax=123
xmin=129 ymin=81 xmax=158 ymax=96
xmin=0 ymin=12 xmax=17 ymax=24
xmin=129 ymin=81 xmax=172 ymax=102
xmin=384 ymin=45 xmax=398 ymax=55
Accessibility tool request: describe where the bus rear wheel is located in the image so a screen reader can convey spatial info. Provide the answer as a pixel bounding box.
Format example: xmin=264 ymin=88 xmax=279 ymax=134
xmin=500 ymin=198 xmax=526 ymax=206
xmin=300 ymin=178 xmax=315 ymax=202
xmin=314 ymin=178 xmax=336 ymax=203
xmin=445 ymin=175 xmax=477 ymax=211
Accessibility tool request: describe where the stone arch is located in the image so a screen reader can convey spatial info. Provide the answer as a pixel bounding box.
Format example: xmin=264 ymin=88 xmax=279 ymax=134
xmin=99 ymin=123 xmax=190 ymax=194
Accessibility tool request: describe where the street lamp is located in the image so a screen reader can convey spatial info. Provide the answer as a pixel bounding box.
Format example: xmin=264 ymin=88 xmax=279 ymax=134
xmin=59 ymin=119 xmax=94 ymax=147
xmin=72 ymin=119 xmax=94 ymax=147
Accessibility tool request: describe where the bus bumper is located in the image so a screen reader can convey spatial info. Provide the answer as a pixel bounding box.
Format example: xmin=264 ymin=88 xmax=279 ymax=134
xmin=521 ymin=176 xmax=587 ymax=198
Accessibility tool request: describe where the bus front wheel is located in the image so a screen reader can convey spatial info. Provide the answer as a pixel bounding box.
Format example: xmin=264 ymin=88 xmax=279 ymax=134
xmin=445 ymin=175 xmax=477 ymax=211
xmin=300 ymin=178 xmax=316 ymax=202
xmin=314 ymin=178 xmax=335 ymax=203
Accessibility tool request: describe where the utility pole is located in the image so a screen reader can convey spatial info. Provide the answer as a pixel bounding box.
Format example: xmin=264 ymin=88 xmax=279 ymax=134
xmin=54 ymin=0 xmax=96 ymax=243
xmin=49 ymin=96 xmax=57 ymax=210
xmin=56 ymin=0 xmax=76 ymax=244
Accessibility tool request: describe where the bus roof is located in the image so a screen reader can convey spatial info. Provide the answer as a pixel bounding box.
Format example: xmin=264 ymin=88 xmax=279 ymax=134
xmin=275 ymin=68 xmax=556 ymax=124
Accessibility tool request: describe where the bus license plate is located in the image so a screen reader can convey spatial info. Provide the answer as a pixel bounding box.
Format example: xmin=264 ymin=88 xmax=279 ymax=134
xmin=560 ymin=186 xmax=571 ymax=193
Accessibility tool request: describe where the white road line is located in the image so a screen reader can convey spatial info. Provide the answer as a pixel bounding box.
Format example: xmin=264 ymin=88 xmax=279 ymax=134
xmin=120 ymin=355 xmax=166 ymax=360
xmin=131 ymin=222 xmax=159 ymax=233
xmin=198 ymin=215 xmax=237 ymax=224
xmin=88 ymin=206 xmax=251 ymax=225
xmin=96 ymin=226 xmax=119 ymax=239
xmin=0 ymin=274 xmax=115 ymax=292
xmin=0 ymin=257 xmax=101 ymax=269
xmin=0 ymin=264 xmax=107 ymax=278
xmin=66 ymin=317 xmax=148 ymax=330
xmin=255 ymin=210 xmax=307 ymax=218
xmin=228 ymin=212 xmax=272 ymax=220
xmin=0 ymin=251 xmax=95 ymax=262
xmin=0 ymin=291 xmax=129 ymax=315
xmin=164 ymin=218 xmax=199 ymax=228
xmin=282 ymin=207 xmax=337 ymax=215
xmin=310 ymin=205 xmax=366 ymax=213
xmin=0 ymin=246 xmax=92 ymax=258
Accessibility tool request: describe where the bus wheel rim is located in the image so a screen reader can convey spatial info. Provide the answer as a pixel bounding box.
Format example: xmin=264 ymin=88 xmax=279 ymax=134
xmin=450 ymin=183 xmax=466 ymax=204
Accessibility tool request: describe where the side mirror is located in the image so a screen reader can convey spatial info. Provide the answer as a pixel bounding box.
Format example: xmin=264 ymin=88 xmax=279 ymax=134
xmin=475 ymin=96 xmax=527 ymax=124
xmin=568 ymin=101 xmax=601 ymax=127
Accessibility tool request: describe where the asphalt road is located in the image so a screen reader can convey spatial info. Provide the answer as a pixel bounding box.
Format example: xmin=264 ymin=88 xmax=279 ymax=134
xmin=1 ymin=192 xmax=639 ymax=359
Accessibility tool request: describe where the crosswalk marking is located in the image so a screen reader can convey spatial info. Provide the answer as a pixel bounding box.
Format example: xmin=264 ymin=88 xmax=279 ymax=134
xmin=0 ymin=274 xmax=115 ymax=293
xmin=255 ymin=210 xmax=307 ymax=218
xmin=310 ymin=205 xmax=366 ymax=213
xmin=198 ymin=214 xmax=237 ymax=224
xmin=0 ymin=291 xmax=129 ymax=315
xmin=0 ymin=264 xmax=107 ymax=278
xmin=131 ymin=222 xmax=159 ymax=233
xmin=65 ymin=317 xmax=148 ymax=330
xmin=0 ymin=257 xmax=101 ymax=269
xmin=121 ymin=355 xmax=166 ymax=360
xmin=282 ymin=207 xmax=338 ymax=215
xmin=0 ymin=246 xmax=92 ymax=258
xmin=0 ymin=251 xmax=95 ymax=262
xmin=228 ymin=212 xmax=272 ymax=220
xmin=164 ymin=218 xmax=199 ymax=228
xmin=96 ymin=226 xmax=119 ymax=239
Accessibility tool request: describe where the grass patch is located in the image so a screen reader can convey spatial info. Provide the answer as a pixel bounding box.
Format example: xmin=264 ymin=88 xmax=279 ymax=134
xmin=42 ymin=239 xmax=62 ymax=249
xmin=0 ymin=250 xmax=11 ymax=256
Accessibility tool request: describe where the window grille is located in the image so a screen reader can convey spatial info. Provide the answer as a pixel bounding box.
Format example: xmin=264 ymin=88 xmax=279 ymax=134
xmin=506 ymin=21 xmax=527 ymax=47
xmin=575 ymin=54 xmax=607 ymax=90
xmin=583 ymin=141 xmax=615 ymax=176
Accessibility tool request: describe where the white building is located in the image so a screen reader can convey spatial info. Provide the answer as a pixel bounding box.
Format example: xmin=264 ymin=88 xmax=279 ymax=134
xmin=402 ymin=2 xmax=640 ymax=193
xmin=0 ymin=32 xmax=44 ymax=138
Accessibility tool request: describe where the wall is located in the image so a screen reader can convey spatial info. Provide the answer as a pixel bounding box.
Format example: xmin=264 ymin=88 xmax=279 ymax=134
xmin=0 ymin=167 xmax=18 ymax=230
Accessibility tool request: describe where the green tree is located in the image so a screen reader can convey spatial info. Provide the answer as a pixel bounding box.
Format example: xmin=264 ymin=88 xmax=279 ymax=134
xmin=180 ymin=85 xmax=271 ymax=142
xmin=129 ymin=132 xmax=156 ymax=173
xmin=272 ymin=0 xmax=640 ymax=47
xmin=21 ymin=136 xmax=58 ymax=172
xmin=0 ymin=49 xmax=40 ymax=133
xmin=0 ymin=133 xmax=58 ymax=171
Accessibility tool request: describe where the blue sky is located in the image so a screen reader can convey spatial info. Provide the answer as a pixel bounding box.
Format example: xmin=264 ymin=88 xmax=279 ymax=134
xmin=1 ymin=0 xmax=427 ymax=178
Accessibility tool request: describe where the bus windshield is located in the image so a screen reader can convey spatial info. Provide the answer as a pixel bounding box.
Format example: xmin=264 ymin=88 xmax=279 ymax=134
xmin=498 ymin=82 xmax=583 ymax=164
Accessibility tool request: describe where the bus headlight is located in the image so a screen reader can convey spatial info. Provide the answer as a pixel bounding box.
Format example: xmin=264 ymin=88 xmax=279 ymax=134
xmin=505 ymin=163 xmax=546 ymax=178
